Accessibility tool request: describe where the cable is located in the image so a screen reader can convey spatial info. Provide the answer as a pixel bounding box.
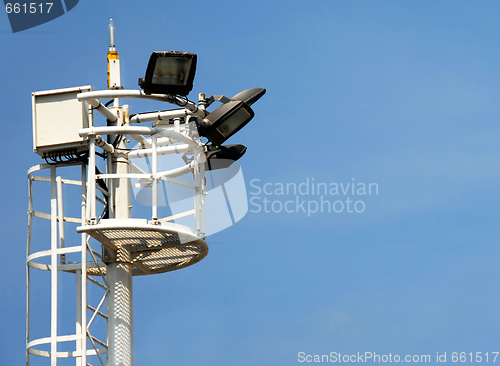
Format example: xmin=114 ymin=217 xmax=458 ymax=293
xmin=44 ymin=151 xmax=88 ymax=165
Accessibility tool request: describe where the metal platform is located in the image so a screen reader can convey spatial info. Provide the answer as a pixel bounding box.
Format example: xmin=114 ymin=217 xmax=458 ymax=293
xmin=77 ymin=219 xmax=208 ymax=276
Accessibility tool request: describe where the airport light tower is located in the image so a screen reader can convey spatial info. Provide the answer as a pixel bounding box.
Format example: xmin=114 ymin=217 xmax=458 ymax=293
xmin=26 ymin=18 xmax=265 ymax=366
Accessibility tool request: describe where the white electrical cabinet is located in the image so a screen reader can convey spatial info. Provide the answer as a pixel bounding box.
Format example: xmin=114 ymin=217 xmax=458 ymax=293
xmin=32 ymin=85 xmax=93 ymax=157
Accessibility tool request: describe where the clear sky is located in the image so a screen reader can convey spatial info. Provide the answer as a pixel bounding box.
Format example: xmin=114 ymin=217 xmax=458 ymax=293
xmin=2 ymin=1 xmax=500 ymax=365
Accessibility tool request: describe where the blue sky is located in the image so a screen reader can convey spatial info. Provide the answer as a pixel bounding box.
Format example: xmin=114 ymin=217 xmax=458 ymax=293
xmin=2 ymin=1 xmax=500 ymax=365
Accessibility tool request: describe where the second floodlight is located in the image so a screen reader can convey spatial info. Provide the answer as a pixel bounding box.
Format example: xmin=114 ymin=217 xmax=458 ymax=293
xmin=138 ymin=51 xmax=197 ymax=96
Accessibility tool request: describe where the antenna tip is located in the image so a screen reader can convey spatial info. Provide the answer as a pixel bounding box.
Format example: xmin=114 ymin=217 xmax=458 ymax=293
xmin=108 ymin=18 xmax=116 ymax=48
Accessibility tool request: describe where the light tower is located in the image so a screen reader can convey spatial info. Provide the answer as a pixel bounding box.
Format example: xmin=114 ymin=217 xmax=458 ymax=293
xmin=26 ymin=19 xmax=265 ymax=365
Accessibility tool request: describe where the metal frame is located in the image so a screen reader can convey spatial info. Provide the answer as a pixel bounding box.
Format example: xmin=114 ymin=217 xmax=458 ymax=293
xmin=78 ymin=89 xmax=207 ymax=241
xmin=27 ymin=88 xmax=209 ymax=366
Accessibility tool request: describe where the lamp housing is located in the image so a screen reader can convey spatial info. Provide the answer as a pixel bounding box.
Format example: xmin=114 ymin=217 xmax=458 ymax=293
xmin=198 ymin=101 xmax=254 ymax=146
xmin=138 ymin=51 xmax=197 ymax=96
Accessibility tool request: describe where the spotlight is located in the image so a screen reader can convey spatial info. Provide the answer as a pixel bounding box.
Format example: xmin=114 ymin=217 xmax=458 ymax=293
xmin=205 ymin=144 xmax=247 ymax=171
xmin=138 ymin=51 xmax=197 ymax=96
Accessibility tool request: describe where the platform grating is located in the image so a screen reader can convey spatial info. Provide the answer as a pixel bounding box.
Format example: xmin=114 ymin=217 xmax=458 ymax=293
xmin=80 ymin=225 xmax=208 ymax=276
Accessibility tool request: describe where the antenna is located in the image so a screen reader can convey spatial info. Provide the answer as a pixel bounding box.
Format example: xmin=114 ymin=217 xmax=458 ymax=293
xmin=107 ymin=17 xmax=121 ymax=90
xmin=108 ymin=17 xmax=116 ymax=50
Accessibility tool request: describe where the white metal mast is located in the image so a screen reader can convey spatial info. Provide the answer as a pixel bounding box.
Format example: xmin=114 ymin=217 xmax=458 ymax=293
xmin=105 ymin=17 xmax=134 ymax=366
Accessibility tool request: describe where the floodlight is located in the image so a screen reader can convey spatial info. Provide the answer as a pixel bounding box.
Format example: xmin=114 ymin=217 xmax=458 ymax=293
xmin=198 ymin=101 xmax=254 ymax=146
xmin=230 ymin=87 xmax=266 ymax=106
xmin=138 ymin=51 xmax=197 ymax=96
xmin=205 ymin=144 xmax=247 ymax=171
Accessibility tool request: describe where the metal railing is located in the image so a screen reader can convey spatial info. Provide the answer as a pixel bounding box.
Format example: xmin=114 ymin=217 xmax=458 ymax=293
xmin=27 ymin=163 xmax=108 ymax=366
xmin=81 ymin=115 xmax=207 ymax=239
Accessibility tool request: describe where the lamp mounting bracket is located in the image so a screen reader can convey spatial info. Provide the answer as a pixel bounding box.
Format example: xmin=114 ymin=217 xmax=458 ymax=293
xmin=205 ymin=95 xmax=231 ymax=107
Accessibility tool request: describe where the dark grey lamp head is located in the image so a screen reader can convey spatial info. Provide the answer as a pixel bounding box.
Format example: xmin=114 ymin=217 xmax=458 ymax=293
xmin=198 ymin=88 xmax=266 ymax=146
xmin=138 ymin=51 xmax=197 ymax=96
